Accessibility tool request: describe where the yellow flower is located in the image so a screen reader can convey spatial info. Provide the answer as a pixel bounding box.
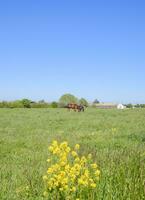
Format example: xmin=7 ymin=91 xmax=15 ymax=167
xmin=47 ymin=167 xmax=53 ymax=174
xmin=70 ymin=174 xmax=76 ymax=181
xmin=78 ymin=178 xmax=85 ymax=185
xmin=44 ymin=140 xmax=101 ymax=198
xmin=88 ymin=153 xmax=92 ymax=159
xmin=43 ymin=175 xmax=48 ymax=181
xmin=54 ymin=181 xmax=59 ymax=187
xmin=60 ymin=141 xmax=68 ymax=149
xmin=75 ymin=144 xmax=80 ymax=150
xmin=72 ymin=151 xmax=78 ymax=157
xmin=90 ymin=183 xmax=96 ymax=188
xmin=95 ymin=169 xmax=100 ymax=176
xmin=52 ymin=140 xmax=58 ymax=146
xmin=63 ymin=177 xmax=68 ymax=184
xmin=71 ymin=186 xmax=76 ymax=192
xmin=65 ymin=164 xmax=70 ymax=171
xmin=43 ymin=191 xmax=48 ymax=197
xmin=74 ymin=157 xmax=80 ymax=163
xmin=61 ymin=155 xmax=67 ymax=162
xmin=89 ymin=178 xmax=94 ymax=183
xmin=52 ymin=164 xmax=60 ymax=171
xmin=52 ymin=147 xmax=60 ymax=154
xmin=60 ymin=161 xmax=66 ymax=167
xmin=48 ymin=146 xmax=53 ymax=152
xmin=91 ymin=163 xmax=98 ymax=169
xmin=80 ymin=156 xmax=87 ymax=165
xmin=59 ymin=171 xmax=66 ymax=177
xmin=84 ymin=169 xmax=89 ymax=177
xmin=64 ymin=185 xmax=69 ymax=190
xmin=66 ymin=147 xmax=71 ymax=153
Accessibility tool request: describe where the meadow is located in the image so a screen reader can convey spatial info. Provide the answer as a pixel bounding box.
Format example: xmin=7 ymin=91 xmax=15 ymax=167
xmin=0 ymin=108 xmax=145 ymax=200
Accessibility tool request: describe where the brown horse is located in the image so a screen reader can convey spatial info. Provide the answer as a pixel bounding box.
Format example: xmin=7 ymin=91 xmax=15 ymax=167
xmin=66 ymin=103 xmax=84 ymax=112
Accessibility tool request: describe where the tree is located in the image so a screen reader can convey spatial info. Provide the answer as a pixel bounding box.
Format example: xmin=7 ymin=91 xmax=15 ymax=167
xmin=59 ymin=94 xmax=78 ymax=107
xmin=79 ymin=98 xmax=88 ymax=107
xmin=51 ymin=101 xmax=58 ymax=108
xmin=135 ymin=104 xmax=141 ymax=108
xmin=10 ymin=100 xmax=23 ymax=108
xmin=0 ymin=101 xmax=9 ymax=108
xmin=125 ymin=103 xmax=133 ymax=108
xmin=93 ymin=99 xmax=100 ymax=104
xmin=21 ymin=99 xmax=31 ymax=108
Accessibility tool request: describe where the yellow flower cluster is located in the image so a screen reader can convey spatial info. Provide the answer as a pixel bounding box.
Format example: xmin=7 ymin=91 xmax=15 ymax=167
xmin=43 ymin=140 xmax=100 ymax=199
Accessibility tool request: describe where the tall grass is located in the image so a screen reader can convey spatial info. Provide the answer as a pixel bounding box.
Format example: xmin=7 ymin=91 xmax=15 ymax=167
xmin=0 ymin=108 xmax=145 ymax=199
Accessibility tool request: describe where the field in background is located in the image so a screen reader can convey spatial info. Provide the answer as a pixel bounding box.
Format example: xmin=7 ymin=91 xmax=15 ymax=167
xmin=0 ymin=108 xmax=145 ymax=200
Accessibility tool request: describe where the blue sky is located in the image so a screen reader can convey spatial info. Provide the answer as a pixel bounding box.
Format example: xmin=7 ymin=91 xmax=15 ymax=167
xmin=0 ymin=0 xmax=145 ymax=103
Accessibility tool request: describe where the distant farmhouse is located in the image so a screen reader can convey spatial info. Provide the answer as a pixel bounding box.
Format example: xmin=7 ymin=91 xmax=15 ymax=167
xmin=117 ymin=103 xmax=126 ymax=109
xmin=93 ymin=102 xmax=126 ymax=109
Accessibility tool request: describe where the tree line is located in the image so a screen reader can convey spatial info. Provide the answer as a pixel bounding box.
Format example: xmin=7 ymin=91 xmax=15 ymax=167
xmin=0 ymin=94 xmax=89 ymax=108
xmin=125 ymin=103 xmax=145 ymax=108
xmin=0 ymin=94 xmax=144 ymax=109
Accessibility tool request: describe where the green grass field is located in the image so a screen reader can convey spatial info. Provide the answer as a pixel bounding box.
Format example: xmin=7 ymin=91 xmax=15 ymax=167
xmin=0 ymin=108 xmax=145 ymax=200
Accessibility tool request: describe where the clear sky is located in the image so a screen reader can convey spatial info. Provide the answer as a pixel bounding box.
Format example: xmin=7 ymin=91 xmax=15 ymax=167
xmin=0 ymin=0 xmax=145 ymax=103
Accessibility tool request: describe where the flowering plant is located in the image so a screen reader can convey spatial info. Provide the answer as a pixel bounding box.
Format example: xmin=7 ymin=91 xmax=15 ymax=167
xmin=43 ymin=140 xmax=100 ymax=199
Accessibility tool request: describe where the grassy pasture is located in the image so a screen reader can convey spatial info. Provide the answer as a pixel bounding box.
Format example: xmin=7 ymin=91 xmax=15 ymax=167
xmin=0 ymin=108 xmax=145 ymax=200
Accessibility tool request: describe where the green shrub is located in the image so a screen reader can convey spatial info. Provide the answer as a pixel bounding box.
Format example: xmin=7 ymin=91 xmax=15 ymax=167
xmin=79 ymin=98 xmax=88 ymax=107
xmin=50 ymin=102 xmax=58 ymax=108
xmin=21 ymin=99 xmax=31 ymax=108
xmin=59 ymin=94 xmax=78 ymax=107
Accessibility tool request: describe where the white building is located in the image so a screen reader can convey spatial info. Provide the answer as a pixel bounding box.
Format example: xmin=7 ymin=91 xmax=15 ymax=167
xmin=117 ymin=104 xmax=126 ymax=109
